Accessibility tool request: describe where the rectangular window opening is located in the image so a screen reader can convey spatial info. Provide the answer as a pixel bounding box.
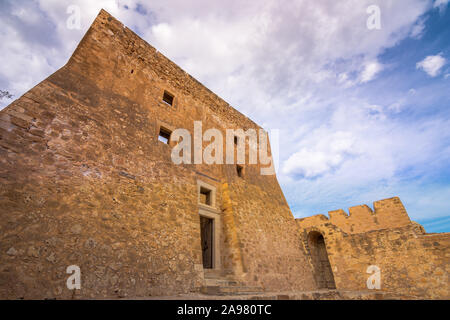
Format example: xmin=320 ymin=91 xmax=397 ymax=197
xmin=162 ymin=90 xmax=174 ymax=106
xmin=199 ymin=187 xmax=212 ymax=206
xmin=236 ymin=165 xmax=243 ymax=178
xmin=158 ymin=127 xmax=172 ymax=144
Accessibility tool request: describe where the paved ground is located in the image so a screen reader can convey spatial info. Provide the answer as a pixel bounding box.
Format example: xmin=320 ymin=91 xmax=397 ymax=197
xmin=123 ymin=289 xmax=420 ymax=300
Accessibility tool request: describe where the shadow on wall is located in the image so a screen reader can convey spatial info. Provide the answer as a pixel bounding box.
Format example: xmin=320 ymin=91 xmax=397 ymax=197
xmin=307 ymin=231 xmax=336 ymax=289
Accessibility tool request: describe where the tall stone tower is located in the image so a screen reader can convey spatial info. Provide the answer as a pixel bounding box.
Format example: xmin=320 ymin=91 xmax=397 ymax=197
xmin=0 ymin=9 xmax=316 ymax=299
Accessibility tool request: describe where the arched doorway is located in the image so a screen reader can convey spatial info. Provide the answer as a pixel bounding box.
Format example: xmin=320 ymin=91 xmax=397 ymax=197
xmin=308 ymin=231 xmax=336 ymax=289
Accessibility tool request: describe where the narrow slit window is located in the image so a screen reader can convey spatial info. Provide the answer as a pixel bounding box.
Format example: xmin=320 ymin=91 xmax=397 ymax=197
xmin=236 ymin=165 xmax=243 ymax=178
xmin=158 ymin=127 xmax=172 ymax=144
xmin=162 ymin=91 xmax=174 ymax=106
xmin=199 ymin=187 xmax=212 ymax=206
xmin=234 ymin=136 xmax=238 ymax=145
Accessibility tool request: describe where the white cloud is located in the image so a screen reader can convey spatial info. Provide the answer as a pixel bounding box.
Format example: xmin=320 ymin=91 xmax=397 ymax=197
xmin=434 ymin=0 xmax=450 ymax=12
xmin=0 ymin=0 xmax=431 ymax=109
xmin=0 ymin=0 xmax=149 ymax=108
xmin=137 ymin=0 xmax=430 ymax=112
xmin=283 ymin=131 xmax=355 ymax=178
xmin=360 ymin=60 xmax=384 ymax=83
xmin=416 ymin=53 xmax=447 ymax=77
xmin=434 ymin=0 xmax=449 ymax=6
xmin=284 ymin=102 xmax=450 ymax=220
xmin=410 ymin=18 xmax=427 ymax=39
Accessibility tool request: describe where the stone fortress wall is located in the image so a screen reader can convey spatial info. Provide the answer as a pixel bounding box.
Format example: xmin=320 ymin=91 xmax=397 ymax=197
xmin=297 ymin=197 xmax=450 ymax=299
xmin=0 ymin=9 xmax=315 ymax=299
xmin=0 ymin=9 xmax=448 ymax=300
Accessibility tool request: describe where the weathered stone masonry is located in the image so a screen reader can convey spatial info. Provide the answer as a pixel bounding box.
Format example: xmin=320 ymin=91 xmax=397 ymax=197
xmin=297 ymin=197 xmax=449 ymax=299
xmin=0 ymin=9 xmax=315 ymax=299
xmin=0 ymin=9 xmax=448 ymax=299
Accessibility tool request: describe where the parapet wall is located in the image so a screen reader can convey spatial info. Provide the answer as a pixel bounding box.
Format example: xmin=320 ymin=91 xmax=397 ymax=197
xmin=297 ymin=197 xmax=411 ymax=234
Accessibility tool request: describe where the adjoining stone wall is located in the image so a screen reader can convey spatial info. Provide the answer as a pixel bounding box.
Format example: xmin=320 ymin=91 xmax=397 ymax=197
xmin=0 ymin=9 xmax=315 ymax=299
xmin=297 ymin=198 xmax=450 ymax=299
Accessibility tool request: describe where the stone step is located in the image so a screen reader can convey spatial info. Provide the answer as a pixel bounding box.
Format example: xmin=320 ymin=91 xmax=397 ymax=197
xmin=204 ymin=278 xmax=239 ymax=287
xmin=219 ymin=286 xmax=263 ymax=294
xmin=203 ymin=269 xmax=223 ymax=278
xmin=200 ymin=285 xmax=264 ymax=296
xmin=203 ymin=269 xmax=239 ymax=281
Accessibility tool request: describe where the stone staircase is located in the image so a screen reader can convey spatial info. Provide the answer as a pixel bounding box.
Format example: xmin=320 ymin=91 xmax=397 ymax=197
xmin=201 ymin=270 xmax=263 ymax=296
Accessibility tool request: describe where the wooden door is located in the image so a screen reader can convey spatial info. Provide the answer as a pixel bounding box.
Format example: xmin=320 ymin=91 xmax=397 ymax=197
xmin=200 ymin=216 xmax=213 ymax=269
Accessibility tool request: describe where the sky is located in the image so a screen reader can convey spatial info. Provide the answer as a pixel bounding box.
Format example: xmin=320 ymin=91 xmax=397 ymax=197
xmin=0 ymin=0 xmax=449 ymax=233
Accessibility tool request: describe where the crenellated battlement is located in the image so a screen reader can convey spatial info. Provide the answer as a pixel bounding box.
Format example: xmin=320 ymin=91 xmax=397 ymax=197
xmin=297 ymin=197 xmax=412 ymax=233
